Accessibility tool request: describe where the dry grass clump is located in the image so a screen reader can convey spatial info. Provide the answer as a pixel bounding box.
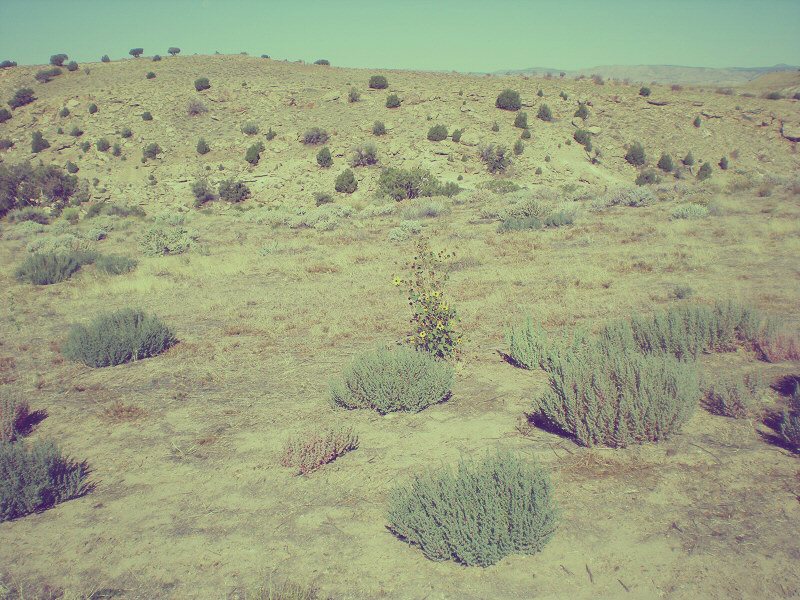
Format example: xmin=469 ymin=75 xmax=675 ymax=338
xmin=0 ymin=391 xmax=29 ymax=442
xmin=280 ymin=424 xmax=358 ymax=475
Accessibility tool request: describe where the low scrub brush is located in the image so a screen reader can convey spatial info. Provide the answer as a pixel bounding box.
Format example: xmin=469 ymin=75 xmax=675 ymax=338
xmin=387 ymin=449 xmax=558 ymax=566
xmin=62 ymin=308 xmax=176 ymax=368
xmin=280 ymin=425 xmax=358 ymax=475
xmin=329 ymin=346 xmax=453 ymax=414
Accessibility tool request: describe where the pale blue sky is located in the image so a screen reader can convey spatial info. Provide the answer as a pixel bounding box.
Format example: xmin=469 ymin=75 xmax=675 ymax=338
xmin=1 ymin=0 xmax=797 ymax=72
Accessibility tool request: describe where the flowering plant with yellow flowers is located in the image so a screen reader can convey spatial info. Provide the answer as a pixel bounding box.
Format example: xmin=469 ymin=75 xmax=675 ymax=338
xmin=393 ymin=238 xmax=464 ymax=359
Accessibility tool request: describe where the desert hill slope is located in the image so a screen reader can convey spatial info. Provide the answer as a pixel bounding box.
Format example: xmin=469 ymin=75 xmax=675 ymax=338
xmin=1 ymin=54 xmax=798 ymax=213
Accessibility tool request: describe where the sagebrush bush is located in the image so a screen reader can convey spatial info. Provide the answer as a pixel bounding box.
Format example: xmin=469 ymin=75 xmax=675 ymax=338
xmin=349 ymin=142 xmax=378 ymax=167
xmin=514 ymin=139 xmax=524 ymax=155
xmin=672 ymin=204 xmax=709 ymax=219
xmin=513 ymin=112 xmax=528 ymax=128
xmin=378 ymin=167 xmax=455 ymax=201
xmin=491 ymin=122 xmax=500 ymax=132
xmin=15 ymin=252 xmax=82 ymax=285
xmin=657 ymin=153 xmax=674 ymax=172
xmin=187 ymin=97 xmax=208 ymax=115
xmin=280 ymin=425 xmax=358 ymax=475
xmin=7 ymin=206 xmax=50 ymax=225
xmin=8 ymin=88 xmax=35 ymax=109
xmin=452 ymin=128 xmax=463 ymax=142
xmin=62 ymin=308 xmax=176 ymax=368
xmin=142 ymin=111 xmax=152 ymax=121
xmin=683 ymin=151 xmax=695 ymax=166
xmin=0 ymin=108 xmax=10 ymax=123
xmin=369 ymin=75 xmax=388 ymax=89
xmin=31 ymin=131 xmax=50 ymax=153
xmin=373 ymin=121 xmax=386 ymax=136
xmin=779 ymin=379 xmax=800 ymax=451
xmin=334 ymin=168 xmax=357 ymax=193
xmin=194 ymin=77 xmax=210 ymax=91
xmin=496 ymin=89 xmax=521 ymax=111
xmin=152 ymin=55 xmax=161 ymax=62
xmin=537 ymin=104 xmax=552 ymax=121
xmin=574 ymin=103 xmax=589 ymax=120
xmin=329 ymin=346 xmax=453 ymax=414
xmin=146 ymin=71 xmax=156 ymax=79
xmin=427 ymin=125 xmax=448 ymax=141
xmin=625 ymin=142 xmax=646 ymax=166
xmin=386 ymin=94 xmax=401 ymax=108
xmin=50 ymin=54 xmax=68 ymax=66
xmin=639 ymin=86 xmax=651 ymax=97
xmin=387 ymin=449 xmax=558 ymax=566
xmin=0 ymin=60 xmax=17 ymax=68
xmin=121 ymin=127 xmax=132 ymax=138
xmin=138 ymin=224 xmax=197 ymax=256
xmin=635 ymin=169 xmax=661 ymax=186
xmin=218 ymin=178 xmax=250 ymax=202
xmin=1 ymin=393 xmax=29 ymax=443
xmin=70 ymin=126 xmax=83 ymax=137
xmin=479 ymin=143 xmax=511 ymax=174
xmin=190 ymin=178 xmax=215 ymax=206
xmin=88 ymin=103 xmax=97 ymax=114
xmin=705 ymin=372 xmax=764 ymax=419
xmin=573 ymin=129 xmax=591 ymax=147
xmin=697 ymin=162 xmax=713 ymax=181
xmin=96 ymin=138 xmax=110 ymax=152
xmin=241 ymin=121 xmax=259 ymax=135
xmin=196 ymin=137 xmax=210 ymax=154
xmin=348 ymin=87 xmax=360 ymax=103
xmin=693 ymin=116 xmax=701 ymax=128
xmin=142 ymin=142 xmax=161 ymax=160
xmin=303 ymin=127 xmax=329 ymax=145
xmin=265 ymin=127 xmax=277 ymax=141
xmin=316 ymin=146 xmax=333 ymax=167
xmin=245 ymin=142 xmax=263 ymax=165
xmin=94 ymin=254 xmax=137 ymax=275
xmin=1 ymin=438 xmax=91 ymax=523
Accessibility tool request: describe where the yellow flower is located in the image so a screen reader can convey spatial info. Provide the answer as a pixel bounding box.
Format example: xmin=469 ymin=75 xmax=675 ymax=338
xmin=419 ymin=330 xmax=427 ymax=339
xmin=440 ymin=303 xmax=448 ymax=311
xmin=436 ymin=321 xmax=444 ymax=330
xmin=392 ymin=276 xmax=402 ymax=286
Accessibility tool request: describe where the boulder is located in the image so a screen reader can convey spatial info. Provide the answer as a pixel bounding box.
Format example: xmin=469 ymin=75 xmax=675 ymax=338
xmin=781 ymin=122 xmax=800 ymax=142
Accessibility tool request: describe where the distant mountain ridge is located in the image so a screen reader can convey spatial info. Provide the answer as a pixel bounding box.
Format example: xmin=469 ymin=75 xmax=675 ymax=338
xmin=491 ymin=64 xmax=799 ymax=86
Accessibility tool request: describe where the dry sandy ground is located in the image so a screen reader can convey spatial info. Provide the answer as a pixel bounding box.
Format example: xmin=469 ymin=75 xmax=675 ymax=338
xmin=1 ymin=56 xmax=799 ymax=600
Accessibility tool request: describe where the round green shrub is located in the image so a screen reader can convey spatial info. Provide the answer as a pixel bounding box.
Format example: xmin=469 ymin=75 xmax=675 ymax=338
xmin=101 ymin=55 xmax=110 ymax=62
xmin=62 ymin=308 xmax=176 ymax=368
xmin=146 ymin=71 xmax=156 ymax=79
xmin=58 ymin=106 xmax=70 ymax=118
xmin=31 ymin=131 xmax=50 ymax=153
xmin=196 ymin=138 xmax=210 ymax=155
xmin=496 ymin=89 xmax=521 ymax=111
xmin=574 ymin=103 xmax=589 ymax=120
xmin=303 ymin=127 xmax=329 ymax=144
xmin=521 ymin=128 xmax=531 ymax=139
xmin=697 ymin=162 xmax=713 ymax=181
xmin=329 ymin=346 xmax=453 ymax=414
xmin=491 ymin=122 xmax=500 ymax=132
xmin=194 ymin=77 xmax=211 ymax=92
xmin=451 ymin=128 xmax=462 ymax=142
xmin=373 ymin=121 xmax=386 ymax=136
xmin=241 ymin=121 xmax=259 ymax=135
xmin=121 ymin=127 xmax=132 ymax=138
xmin=514 ymin=111 xmax=528 ymax=128
xmin=0 ymin=108 xmax=10 ymax=123
xmin=657 ymin=153 xmax=674 ymax=172
xmin=8 ymin=87 xmax=35 ymax=109
xmin=514 ymin=139 xmax=524 ymax=155
xmin=639 ymin=86 xmax=651 ymax=97
xmin=334 ymin=168 xmax=357 ymax=193
xmin=427 ymin=125 xmax=448 ymax=141
xmin=625 ymin=141 xmax=646 ymax=166
xmin=15 ymin=252 xmax=81 ymax=285
xmin=386 ymin=94 xmax=401 ymax=108
xmin=142 ymin=111 xmax=152 ymax=121
xmin=96 ymin=138 xmax=110 ymax=152
xmin=88 ymin=104 xmax=98 ymax=114
xmin=387 ymin=449 xmax=558 ymax=566
xmin=348 ymin=87 xmax=360 ymax=103
xmin=369 ymin=75 xmax=388 ymax=89
xmin=245 ymin=142 xmax=262 ymax=165
xmin=537 ymin=104 xmax=552 ymax=121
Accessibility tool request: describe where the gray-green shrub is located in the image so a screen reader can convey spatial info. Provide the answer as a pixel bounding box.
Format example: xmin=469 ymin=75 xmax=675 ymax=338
xmin=142 ymin=142 xmax=160 ymax=160
xmin=479 ymin=143 xmax=511 ymax=173
xmin=514 ymin=112 xmax=528 ymax=128
xmin=31 ymin=131 xmax=50 ymax=153
xmin=190 ymin=178 xmax=215 ymax=206
xmin=334 ymin=168 xmax=357 ymax=193
xmin=303 ymin=127 xmax=329 ymax=145
xmin=386 ymin=93 xmax=401 ymax=108
xmin=316 ymin=146 xmax=333 ymax=167
xmin=8 ymin=88 xmax=35 ymax=109
xmin=241 ymin=121 xmax=259 ymax=135
xmin=537 ymin=104 xmax=552 ymax=121
xmin=15 ymin=252 xmax=82 ymax=285
xmin=196 ymin=138 xmax=210 ymax=155
xmin=697 ymin=162 xmax=713 ymax=181
xmin=657 ymin=153 xmax=674 ymax=172
xmin=245 ymin=142 xmax=262 ymax=165
xmin=94 ymin=254 xmax=137 ymax=275
xmin=625 ymin=142 xmax=646 ymax=166
xmin=1 ymin=438 xmax=91 ymax=523
xmin=378 ymin=167 xmax=453 ymax=201
xmin=329 ymin=346 xmax=453 ymax=414
xmin=705 ymin=372 xmax=764 ymax=419
xmin=62 ymin=308 xmax=176 ymax=368
xmin=0 ymin=108 xmax=10 ymax=123
xmin=218 ymin=178 xmax=250 ymax=202
xmin=672 ymin=204 xmax=709 ymax=219
xmin=194 ymin=77 xmax=210 ymax=91
xmin=373 ymin=121 xmax=386 ymax=136
xmin=349 ymin=142 xmax=377 ymax=167
xmin=427 ymin=125 xmax=448 ymax=141
xmin=138 ymin=224 xmax=197 ymax=256
xmin=369 ymin=75 xmax=388 ymax=89
xmin=387 ymin=449 xmax=558 ymax=566
xmin=496 ymin=89 xmax=521 ymax=111
xmin=96 ymin=138 xmax=110 ymax=152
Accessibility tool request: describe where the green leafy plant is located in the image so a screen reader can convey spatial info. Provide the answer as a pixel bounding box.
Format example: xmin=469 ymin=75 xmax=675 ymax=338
xmin=303 ymin=127 xmax=329 ymax=145
xmin=142 ymin=111 xmax=152 ymax=121
xmin=378 ymin=167 xmax=456 ymax=200
xmin=190 ymin=178 xmax=215 ymax=206
xmin=573 ymin=129 xmax=591 ymax=148
xmin=316 ymin=146 xmax=333 ymax=167
xmin=693 ymin=116 xmax=701 ymax=128
xmin=94 ymin=254 xmax=137 ymax=275
xmin=65 ymin=161 xmax=79 ymax=173
xmin=513 ymin=111 xmax=528 ymax=128
xmin=496 ymin=89 xmax=521 ymax=111
xmin=96 ymin=138 xmax=110 ymax=152
xmin=671 ymin=204 xmax=709 ymax=219
xmin=635 ymin=169 xmax=661 ymax=186
xmin=387 ymin=449 xmax=558 ymax=566
xmin=522 ymin=128 xmax=531 ymax=139
xmin=452 ymin=128 xmax=463 ymax=142
xmin=8 ymin=87 xmax=35 ymax=109
xmin=1 ymin=438 xmax=92 ymax=523
xmin=334 ymin=168 xmax=357 ymax=193
xmin=765 ymin=91 xmax=783 ymax=100
xmin=0 ymin=108 xmax=10 ymax=123
xmin=146 ymin=71 xmax=156 ymax=79
xmin=70 ymin=126 xmax=83 ymax=137
xmin=111 ymin=143 xmax=121 ymax=156
xmin=625 ymin=141 xmax=646 ymax=166
xmin=88 ymin=103 xmax=98 ymax=114
xmin=265 ymin=127 xmax=277 ymax=141
xmin=58 ymin=106 xmax=70 ymax=118
xmin=79 ymin=140 xmax=90 ymax=152
xmin=168 ymin=47 xmax=180 ymax=56
xmin=280 ymin=425 xmax=358 ymax=475
xmin=386 ymin=93 xmax=401 ymax=108
xmin=348 ymin=86 xmax=360 ymax=103
xmin=537 ymin=104 xmax=552 ymax=121
xmin=1 ymin=393 xmax=29 ymax=443
xmin=101 ymin=54 xmax=110 ymax=62
xmin=427 ymin=125 xmax=448 ymax=141
xmin=194 ymin=77 xmax=210 ymax=91
xmin=373 ymin=120 xmax=386 ymax=136
xmin=514 ymin=139 xmax=524 ymax=155
xmin=129 ymin=48 xmax=144 ymax=58
xmin=393 ymin=237 xmax=464 ymax=359
xmin=31 ymin=131 xmax=50 ymax=153
xmin=639 ymin=86 xmax=651 ymax=97
xmin=196 ymin=137 xmax=210 ymax=155
xmin=719 ymin=156 xmax=729 ymax=170
xmin=329 ymin=346 xmax=453 ymax=414
xmin=705 ymin=372 xmax=764 ymax=419
xmin=138 ymin=223 xmax=197 ymax=256
xmin=683 ymin=151 xmax=695 ymax=166
xmin=120 ymin=127 xmax=132 ymax=138
xmin=369 ymin=75 xmax=388 ymax=89
xmin=62 ymin=308 xmax=176 ymax=368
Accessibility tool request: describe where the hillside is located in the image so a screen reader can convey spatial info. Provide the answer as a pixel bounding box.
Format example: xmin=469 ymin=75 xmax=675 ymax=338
xmin=0 ymin=55 xmax=800 ymax=600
